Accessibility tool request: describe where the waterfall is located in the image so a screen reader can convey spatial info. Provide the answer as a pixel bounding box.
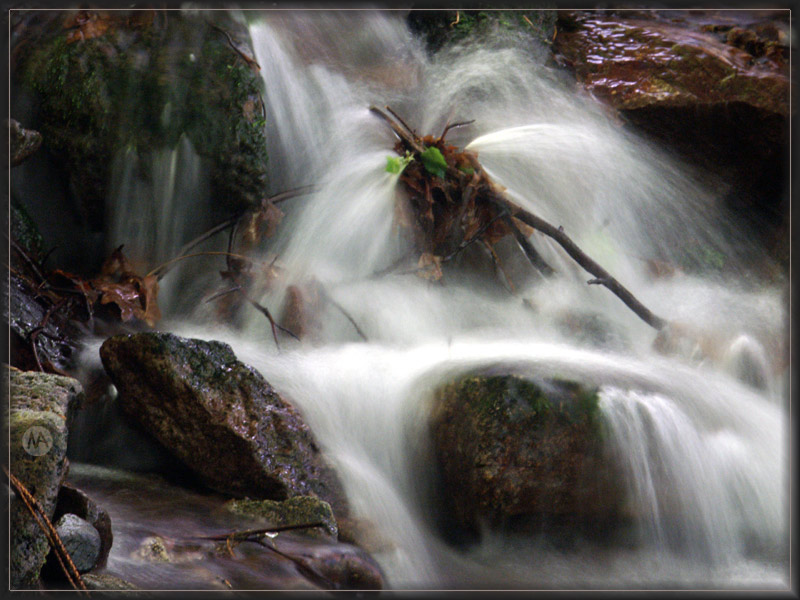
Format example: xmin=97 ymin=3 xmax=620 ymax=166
xmin=89 ymin=10 xmax=788 ymax=590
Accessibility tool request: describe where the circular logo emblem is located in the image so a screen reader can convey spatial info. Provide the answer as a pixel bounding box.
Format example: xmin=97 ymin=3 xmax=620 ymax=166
xmin=22 ymin=426 xmax=53 ymax=456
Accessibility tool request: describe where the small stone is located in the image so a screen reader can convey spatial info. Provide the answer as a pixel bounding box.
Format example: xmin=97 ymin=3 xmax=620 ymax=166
xmin=54 ymin=514 xmax=101 ymax=573
xmin=135 ymin=536 xmax=171 ymax=563
xmin=81 ymin=573 xmax=140 ymax=590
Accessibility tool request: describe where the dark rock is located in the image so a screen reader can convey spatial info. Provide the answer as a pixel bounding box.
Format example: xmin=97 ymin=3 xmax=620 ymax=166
xmin=99 ymin=332 xmax=349 ymax=518
xmin=552 ymin=10 xmax=789 ymax=267
xmin=225 ymin=496 xmax=338 ymax=540
xmin=13 ymin=9 xmax=268 ymax=247
xmin=52 ymin=514 xmax=101 ymax=573
xmin=6 ymin=365 xmax=83 ymax=588
xmin=10 ymin=200 xmax=45 ymax=261
xmin=8 ymin=118 xmax=42 ymax=166
xmin=429 ymin=372 xmax=625 ymax=542
xmin=4 ymin=272 xmax=85 ymax=374
xmin=51 ymin=483 xmax=113 ymax=569
xmin=274 ymin=537 xmax=384 ymax=591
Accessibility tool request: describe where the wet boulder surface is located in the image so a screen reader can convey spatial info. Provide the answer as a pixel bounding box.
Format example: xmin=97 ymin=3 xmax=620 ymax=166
xmin=552 ymin=9 xmax=790 ymax=266
xmin=99 ymin=332 xmax=349 ymax=519
xmin=429 ymin=372 xmax=625 ymax=543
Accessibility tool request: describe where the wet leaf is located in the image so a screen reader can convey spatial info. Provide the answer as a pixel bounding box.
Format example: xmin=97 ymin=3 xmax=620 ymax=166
xmin=386 ymin=151 xmax=414 ymax=174
xmin=420 ymin=146 xmax=448 ymax=179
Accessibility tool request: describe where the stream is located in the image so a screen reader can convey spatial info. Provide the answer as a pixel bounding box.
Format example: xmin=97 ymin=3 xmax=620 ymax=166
xmin=69 ymin=10 xmax=788 ymax=591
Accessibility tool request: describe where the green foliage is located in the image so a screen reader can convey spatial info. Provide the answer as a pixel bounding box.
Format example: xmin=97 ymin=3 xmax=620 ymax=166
xmin=386 ymin=151 xmax=414 ymax=174
xmin=420 ymin=146 xmax=448 ymax=178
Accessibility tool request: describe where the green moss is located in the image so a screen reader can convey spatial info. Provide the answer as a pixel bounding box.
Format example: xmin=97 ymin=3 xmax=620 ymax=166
xmin=17 ymin=13 xmax=269 ymax=223
xmin=225 ymin=495 xmax=338 ymax=539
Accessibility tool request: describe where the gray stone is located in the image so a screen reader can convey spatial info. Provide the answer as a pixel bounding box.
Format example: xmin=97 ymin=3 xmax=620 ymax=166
xmin=6 ymin=365 xmax=83 ymax=589
xmin=52 ymin=483 xmax=113 ymax=569
xmin=81 ymin=573 xmax=140 ymax=590
xmin=53 ymin=514 xmax=101 ymax=573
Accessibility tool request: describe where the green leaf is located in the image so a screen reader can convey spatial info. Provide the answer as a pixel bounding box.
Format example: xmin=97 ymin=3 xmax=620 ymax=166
xmin=386 ymin=151 xmax=414 ymax=174
xmin=420 ymin=146 xmax=448 ymax=179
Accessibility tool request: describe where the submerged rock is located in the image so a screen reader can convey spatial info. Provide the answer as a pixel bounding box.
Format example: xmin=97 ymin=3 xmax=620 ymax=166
xmin=99 ymin=332 xmax=349 ymax=518
xmin=6 ymin=366 xmax=83 ymax=588
xmin=429 ymin=372 xmax=624 ymax=541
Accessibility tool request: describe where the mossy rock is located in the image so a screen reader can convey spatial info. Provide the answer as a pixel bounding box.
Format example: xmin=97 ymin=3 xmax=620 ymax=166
xmin=6 ymin=365 xmax=83 ymax=589
xmin=429 ymin=372 xmax=624 ymax=542
xmin=226 ymin=496 xmax=338 ymax=540
xmin=14 ymin=10 xmax=269 ymax=232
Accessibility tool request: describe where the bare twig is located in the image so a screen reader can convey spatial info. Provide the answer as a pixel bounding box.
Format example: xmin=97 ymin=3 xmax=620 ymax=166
xmin=191 ymin=521 xmax=326 ymax=542
xmin=502 ymin=213 xmax=556 ymax=277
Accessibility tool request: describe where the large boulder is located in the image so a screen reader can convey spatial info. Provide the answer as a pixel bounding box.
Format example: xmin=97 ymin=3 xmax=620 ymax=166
xmin=5 ymin=366 xmax=83 ymax=588
xmin=552 ymin=9 xmax=790 ymax=266
xmin=11 ymin=9 xmax=269 ymax=270
xmin=99 ymin=332 xmax=349 ymax=518
xmin=429 ymin=372 xmax=624 ymax=541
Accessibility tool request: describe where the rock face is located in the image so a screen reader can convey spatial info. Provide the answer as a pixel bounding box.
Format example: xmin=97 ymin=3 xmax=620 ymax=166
xmin=6 ymin=366 xmax=83 ymax=588
xmin=99 ymin=332 xmax=349 ymax=518
xmin=552 ymin=9 xmax=790 ymax=266
xmin=429 ymin=372 xmax=624 ymax=540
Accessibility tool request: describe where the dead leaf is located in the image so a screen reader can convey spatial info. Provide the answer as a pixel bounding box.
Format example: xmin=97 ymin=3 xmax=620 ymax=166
xmin=416 ymin=253 xmax=443 ymax=281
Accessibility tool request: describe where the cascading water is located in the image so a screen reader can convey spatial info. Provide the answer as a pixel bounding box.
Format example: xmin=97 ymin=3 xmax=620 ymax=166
xmin=91 ymin=10 xmax=788 ymax=590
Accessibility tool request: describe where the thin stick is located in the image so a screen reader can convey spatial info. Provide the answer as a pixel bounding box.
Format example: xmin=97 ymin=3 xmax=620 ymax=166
xmin=440 ymin=119 xmax=475 ymax=142
xmin=192 ymin=521 xmax=326 ymax=542
xmin=146 ymin=251 xmax=261 ymax=280
xmin=502 ymin=213 xmax=556 ymax=277
xmin=317 ymin=286 xmax=368 ymax=341
xmin=4 ymin=467 xmax=88 ymax=593
xmin=502 ymin=200 xmax=666 ymax=330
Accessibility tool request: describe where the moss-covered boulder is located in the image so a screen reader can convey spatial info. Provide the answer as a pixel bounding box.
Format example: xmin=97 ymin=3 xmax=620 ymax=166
xmin=6 ymin=365 xmax=83 ymax=589
xmin=429 ymin=372 xmax=624 ymax=541
xmin=99 ymin=332 xmax=349 ymax=519
xmin=226 ymin=496 xmax=338 ymax=540
xmin=13 ymin=9 xmax=269 ymax=233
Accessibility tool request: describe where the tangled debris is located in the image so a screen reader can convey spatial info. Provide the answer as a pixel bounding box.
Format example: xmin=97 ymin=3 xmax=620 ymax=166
xmin=371 ymin=105 xmax=666 ymax=331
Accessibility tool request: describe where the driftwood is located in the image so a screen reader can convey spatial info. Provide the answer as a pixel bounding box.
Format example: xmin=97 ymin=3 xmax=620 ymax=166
xmin=370 ymin=105 xmax=666 ymax=331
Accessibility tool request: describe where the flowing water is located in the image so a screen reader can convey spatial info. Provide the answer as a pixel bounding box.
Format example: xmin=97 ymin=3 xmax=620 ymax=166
xmin=86 ymin=10 xmax=789 ymax=590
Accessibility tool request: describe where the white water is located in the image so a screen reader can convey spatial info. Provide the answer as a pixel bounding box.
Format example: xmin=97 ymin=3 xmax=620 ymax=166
xmin=101 ymin=10 xmax=789 ymax=590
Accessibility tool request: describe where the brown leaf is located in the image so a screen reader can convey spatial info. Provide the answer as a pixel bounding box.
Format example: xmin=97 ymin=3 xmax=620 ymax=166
xmin=65 ymin=10 xmax=111 ymax=43
xmin=139 ymin=274 xmax=162 ymax=326
xmin=95 ymin=280 xmax=142 ymax=322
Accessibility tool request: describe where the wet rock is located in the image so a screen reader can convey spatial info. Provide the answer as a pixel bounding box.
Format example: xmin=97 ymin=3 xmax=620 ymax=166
xmin=81 ymin=573 xmax=140 ymax=591
xmin=337 ymin=516 xmax=396 ymax=554
xmin=429 ymin=372 xmax=624 ymax=542
xmin=52 ymin=514 xmax=101 ymax=573
xmin=273 ymin=536 xmax=384 ymax=591
xmin=6 ymin=365 xmax=83 ymax=589
xmin=552 ymin=10 xmax=789 ymax=266
xmin=4 ymin=272 xmax=84 ymax=374
xmin=8 ymin=118 xmax=42 ymax=166
xmin=10 ymin=201 xmax=45 ymax=261
xmin=99 ymin=332 xmax=349 ymax=518
xmin=134 ymin=536 xmax=172 ymax=563
xmin=225 ymin=496 xmax=338 ymax=540
xmin=51 ymin=483 xmax=113 ymax=569
xmin=12 ymin=9 xmax=268 ymax=240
